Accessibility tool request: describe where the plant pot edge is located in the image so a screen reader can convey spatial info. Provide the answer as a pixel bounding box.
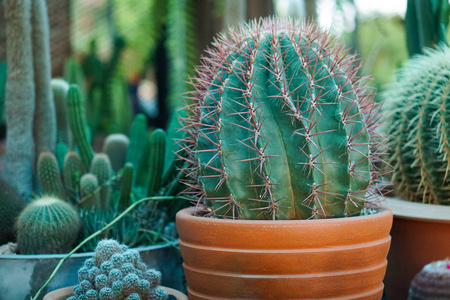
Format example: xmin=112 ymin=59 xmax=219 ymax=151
xmin=384 ymin=196 xmax=450 ymax=223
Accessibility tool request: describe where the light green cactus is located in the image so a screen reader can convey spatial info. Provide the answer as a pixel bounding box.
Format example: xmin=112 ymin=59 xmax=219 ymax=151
xmin=37 ymin=152 xmax=65 ymax=199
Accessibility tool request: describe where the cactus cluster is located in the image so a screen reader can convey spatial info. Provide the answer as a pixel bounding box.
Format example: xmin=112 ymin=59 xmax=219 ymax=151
xmin=385 ymin=45 xmax=450 ymax=205
xmin=179 ymin=18 xmax=384 ymax=220
xmin=408 ymin=259 xmax=450 ymax=300
xmin=68 ymin=239 xmax=168 ymax=300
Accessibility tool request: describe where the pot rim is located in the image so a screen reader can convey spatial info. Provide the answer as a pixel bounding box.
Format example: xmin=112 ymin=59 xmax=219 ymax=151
xmin=384 ymin=196 xmax=450 ymax=223
xmin=177 ymin=205 xmax=391 ymax=225
xmin=0 ymin=240 xmax=179 ymax=260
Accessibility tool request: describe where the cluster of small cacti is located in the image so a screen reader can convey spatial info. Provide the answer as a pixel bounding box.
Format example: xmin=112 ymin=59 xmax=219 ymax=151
xmin=68 ymin=239 xmax=168 ymax=300
xmin=179 ymin=18 xmax=385 ymax=220
xmin=408 ymin=259 xmax=450 ymax=300
xmin=385 ymin=45 xmax=450 ymax=205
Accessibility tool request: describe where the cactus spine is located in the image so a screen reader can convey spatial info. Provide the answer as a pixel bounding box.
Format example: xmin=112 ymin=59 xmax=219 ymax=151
xmin=119 ymin=163 xmax=134 ymax=209
xmin=80 ymin=173 xmax=100 ymax=209
xmin=179 ymin=18 xmax=383 ymax=220
xmin=31 ymin=0 xmax=56 ymax=155
xmin=16 ymin=196 xmax=80 ymax=254
xmin=408 ymin=259 xmax=450 ymax=299
xmin=147 ymin=129 xmax=166 ymax=196
xmin=126 ymin=114 xmax=148 ymax=186
xmin=37 ymin=152 xmax=65 ymax=198
xmin=52 ymin=78 xmax=72 ymax=147
xmin=90 ymin=153 xmax=113 ymax=211
xmin=68 ymin=84 xmax=95 ymax=169
xmin=64 ymin=151 xmax=85 ymax=203
xmin=103 ymin=134 xmax=129 ymax=172
xmin=4 ymin=0 xmax=35 ymax=200
xmin=0 ymin=179 xmax=26 ymax=244
xmin=385 ymin=45 xmax=450 ymax=204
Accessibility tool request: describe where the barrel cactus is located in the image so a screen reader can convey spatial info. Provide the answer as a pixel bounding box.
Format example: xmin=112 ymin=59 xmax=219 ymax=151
xmin=384 ymin=45 xmax=450 ymax=205
xmin=408 ymin=259 xmax=450 ymax=299
xmin=179 ymin=18 xmax=384 ymax=220
xmin=68 ymin=239 xmax=168 ymax=300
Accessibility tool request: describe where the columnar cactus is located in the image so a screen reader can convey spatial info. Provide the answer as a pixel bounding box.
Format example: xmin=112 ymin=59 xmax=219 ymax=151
xmin=80 ymin=173 xmax=100 ymax=209
xmin=103 ymin=133 xmax=129 ymax=172
xmin=37 ymin=152 xmax=65 ymax=198
xmin=68 ymin=239 xmax=168 ymax=300
xmin=90 ymin=153 xmax=113 ymax=211
xmin=408 ymin=259 xmax=450 ymax=300
xmin=16 ymin=196 xmax=81 ymax=254
xmin=119 ymin=163 xmax=134 ymax=209
xmin=179 ymin=18 xmax=384 ymax=220
xmin=385 ymin=45 xmax=450 ymax=204
xmin=52 ymin=78 xmax=72 ymax=147
xmin=64 ymin=151 xmax=85 ymax=203
xmin=147 ymin=129 xmax=166 ymax=197
xmin=126 ymin=114 xmax=148 ymax=186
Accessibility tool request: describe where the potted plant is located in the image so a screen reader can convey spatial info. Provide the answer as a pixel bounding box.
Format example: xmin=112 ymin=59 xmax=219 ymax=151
xmin=175 ymin=17 xmax=393 ymax=299
xmin=42 ymin=239 xmax=188 ymax=300
xmin=0 ymin=0 xmax=186 ymax=298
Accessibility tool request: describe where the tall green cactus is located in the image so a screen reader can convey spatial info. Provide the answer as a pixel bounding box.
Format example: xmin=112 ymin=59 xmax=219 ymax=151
xmin=179 ymin=18 xmax=384 ymax=220
xmin=37 ymin=152 xmax=65 ymax=199
xmin=56 ymin=142 xmax=68 ymax=171
xmin=385 ymin=45 xmax=450 ymax=205
xmin=80 ymin=173 xmax=100 ymax=209
xmin=90 ymin=153 xmax=113 ymax=211
xmin=16 ymin=196 xmax=81 ymax=254
xmin=126 ymin=114 xmax=148 ymax=186
xmin=63 ymin=151 xmax=85 ymax=203
xmin=119 ymin=163 xmax=134 ymax=209
xmin=0 ymin=179 xmax=26 ymax=244
xmin=147 ymin=129 xmax=166 ymax=196
xmin=103 ymin=133 xmax=129 ymax=172
xmin=68 ymin=84 xmax=95 ymax=169
xmin=52 ymin=79 xmax=72 ymax=147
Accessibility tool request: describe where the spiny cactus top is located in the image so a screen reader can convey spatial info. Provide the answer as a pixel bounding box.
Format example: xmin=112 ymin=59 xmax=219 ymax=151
xmin=179 ymin=18 xmax=384 ymax=220
xmin=69 ymin=239 xmax=168 ymax=300
xmin=385 ymin=45 xmax=450 ymax=205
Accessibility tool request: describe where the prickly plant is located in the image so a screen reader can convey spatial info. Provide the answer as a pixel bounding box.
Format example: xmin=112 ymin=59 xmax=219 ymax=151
xmin=80 ymin=173 xmax=100 ymax=209
xmin=147 ymin=129 xmax=166 ymax=196
xmin=68 ymin=239 xmax=168 ymax=300
xmin=103 ymin=133 xmax=129 ymax=172
xmin=179 ymin=18 xmax=384 ymax=220
xmin=3 ymin=0 xmax=35 ymax=200
xmin=68 ymin=84 xmax=95 ymax=169
xmin=385 ymin=45 xmax=450 ymax=205
xmin=90 ymin=153 xmax=113 ymax=211
xmin=119 ymin=163 xmax=134 ymax=209
xmin=37 ymin=152 xmax=65 ymax=199
xmin=64 ymin=151 xmax=85 ymax=203
xmin=31 ymin=0 xmax=56 ymax=156
xmin=16 ymin=196 xmax=81 ymax=254
xmin=0 ymin=179 xmax=26 ymax=244
xmin=126 ymin=114 xmax=148 ymax=186
xmin=52 ymin=78 xmax=72 ymax=147
xmin=408 ymin=259 xmax=450 ymax=300
xmin=56 ymin=142 xmax=68 ymax=171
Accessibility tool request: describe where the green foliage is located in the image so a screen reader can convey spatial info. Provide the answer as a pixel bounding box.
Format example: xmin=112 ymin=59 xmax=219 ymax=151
xmin=90 ymin=153 xmax=113 ymax=211
xmin=180 ymin=18 xmax=384 ymax=220
xmin=16 ymin=196 xmax=80 ymax=254
xmin=385 ymin=45 xmax=450 ymax=205
xmin=69 ymin=239 xmax=168 ymax=300
xmin=37 ymin=152 xmax=65 ymax=199
xmin=0 ymin=179 xmax=26 ymax=244
xmin=147 ymin=129 xmax=166 ymax=196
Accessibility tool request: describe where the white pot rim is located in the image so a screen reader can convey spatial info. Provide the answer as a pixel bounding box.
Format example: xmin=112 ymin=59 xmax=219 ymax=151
xmin=384 ymin=197 xmax=450 ymax=223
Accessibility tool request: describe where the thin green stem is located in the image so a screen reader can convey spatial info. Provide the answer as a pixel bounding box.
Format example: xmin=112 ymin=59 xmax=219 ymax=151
xmin=31 ymin=196 xmax=182 ymax=300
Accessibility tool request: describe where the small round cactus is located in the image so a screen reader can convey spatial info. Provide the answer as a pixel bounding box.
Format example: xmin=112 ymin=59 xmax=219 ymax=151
xmin=409 ymin=259 xmax=450 ymax=299
xmin=72 ymin=239 xmax=168 ymax=300
xmin=16 ymin=196 xmax=80 ymax=254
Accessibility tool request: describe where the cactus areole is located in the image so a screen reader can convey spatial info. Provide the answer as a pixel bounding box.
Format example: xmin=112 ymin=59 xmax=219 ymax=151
xmin=179 ymin=18 xmax=384 ymax=220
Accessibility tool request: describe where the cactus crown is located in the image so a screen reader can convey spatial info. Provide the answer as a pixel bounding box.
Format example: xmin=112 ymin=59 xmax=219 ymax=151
xmin=179 ymin=18 xmax=384 ymax=220
xmin=385 ymin=45 xmax=450 ymax=205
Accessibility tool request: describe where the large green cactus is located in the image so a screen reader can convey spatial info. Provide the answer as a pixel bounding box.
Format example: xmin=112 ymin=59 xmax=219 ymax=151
xmin=179 ymin=18 xmax=384 ymax=220
xmin=52 ymin=79 xmax=72 ymax=147
xmin=37 ymin=152 xmax=65 ymax=198
xmin=16 ymin=196 xmax=81 ymax=254
xmin=385 ymin=45 xmax=450 ymax=205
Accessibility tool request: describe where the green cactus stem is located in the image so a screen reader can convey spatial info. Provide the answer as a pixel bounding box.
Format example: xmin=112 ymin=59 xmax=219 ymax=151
xmin=4 ymin=0 xmax=35 ymax=200
xmin=147 ymin=129 xmax=166 ymax=196
xmin=179 ymin=18 xmax=384 ymax=220
xmin=37 ymin=152 xmax=65 ymax=198
xmin=103 ymin=134 xmax=129 ymax=172
xmin=31 ymin=0 xmax=56 ymax=156
xmin=64 ymin=151 xmax=85 ymax=203
xmin=119 ymin=163 xmax=134 ymax=209
xmin=52 ymin=78 xmax=72 ymax=147
xmin=0 ymin=179 xmax=26 ymax=244
xmin=56 ymin=142 xmax=68 ymax=171
xmin=126 ymin=114 xmax=148 ymax=186
xmin=80 ymin=173 xmax=100 ymax=209
xmin=68 ymin=84 xmax=95 ymax=169
xmin=90 ymin=153 xmax=113 ymax=211
xmin=16 ymin=196 xmax=80 ymax=254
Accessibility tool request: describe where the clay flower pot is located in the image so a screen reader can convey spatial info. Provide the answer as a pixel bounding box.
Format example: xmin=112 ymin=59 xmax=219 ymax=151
xmin=43 ymin=286 xmax=188 ymax=300
xmin=176 ymin=206 xmax=393 ymax=299
xmin=383 ymin=197 xmax=450 ymax=300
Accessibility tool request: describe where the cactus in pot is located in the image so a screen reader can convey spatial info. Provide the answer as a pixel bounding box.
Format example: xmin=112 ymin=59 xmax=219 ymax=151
xmin=384 ymin=45 xmax=450 ymax=204
xmin=178 ymin=18 xmax=385 ymax=220
xmin=408 ymin=259 xmax=450 ymax=299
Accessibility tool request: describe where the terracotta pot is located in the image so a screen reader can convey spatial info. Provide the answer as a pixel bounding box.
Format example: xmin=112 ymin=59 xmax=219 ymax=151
xmin=383 ymin=197 xmax=450 ymax=300
xmin=43 ymin=286 xmax=188 ymax=300
xmin=176 ymin=206 xmax=393 ymax=300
